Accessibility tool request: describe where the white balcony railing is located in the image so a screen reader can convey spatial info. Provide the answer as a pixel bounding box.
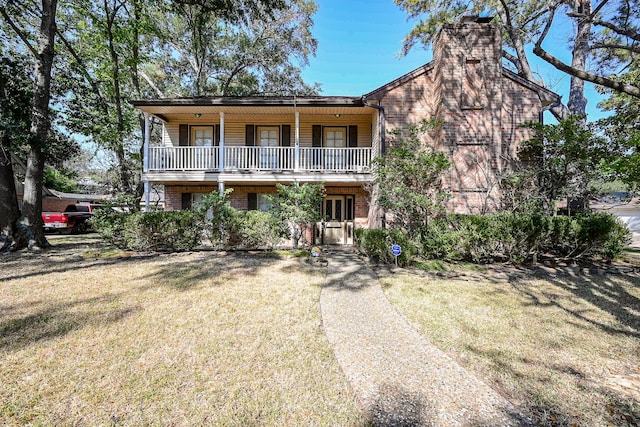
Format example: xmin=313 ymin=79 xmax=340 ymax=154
xmin=148 ymin=146 xmax=372 ymax=173
xmin=149 ymin=146 xmax=219 ymax=170
xmin=299 ymin=147 xmax=372 ymax=172
xmin=225 ymin=146 xmax=295 ymax=171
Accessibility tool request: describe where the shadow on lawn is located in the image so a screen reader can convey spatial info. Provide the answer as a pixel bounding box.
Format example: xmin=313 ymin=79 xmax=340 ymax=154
xmin=0 ymin=256 xmax=145 ymax=282
xmin=137 ymin=253 xmax=286 ymax=291
xmin=510 ymin=273 xmax=640 ymax=338
xmin=462 ymin=268 xmax=640 ymax=426
xmin=465 ymin=344 xmax=640 ymax=426
xmin=362 ymin=382 xmax=529 ymax=427
xmin=1 ymin=251 xmax=297 ymax=350
xmin=0 ymin=293 xmax=141 ymax=351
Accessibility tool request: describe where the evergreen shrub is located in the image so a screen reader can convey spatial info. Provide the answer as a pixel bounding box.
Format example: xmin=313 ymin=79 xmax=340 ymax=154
xmin=355 ymin=212 xmax=630 ymax=265
xmin=94 ymin=210 xmax=204 ymax=251
xmin=227 ymin=210 xmax=288 ymax=249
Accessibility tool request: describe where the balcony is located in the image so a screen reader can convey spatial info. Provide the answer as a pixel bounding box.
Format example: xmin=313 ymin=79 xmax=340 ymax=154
xmin=148 ymin=146 xmax=373 ymax=173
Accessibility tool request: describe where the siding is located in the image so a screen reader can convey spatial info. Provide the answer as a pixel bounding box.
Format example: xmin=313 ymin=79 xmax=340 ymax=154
xmin=160 ymin=114 xmax=373 ymax=148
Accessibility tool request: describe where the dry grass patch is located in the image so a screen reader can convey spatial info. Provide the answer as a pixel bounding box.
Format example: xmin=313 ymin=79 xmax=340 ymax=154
xmin=1 ymin=237 xmax=364 ymax=426
xmin=382 ymin=270 xmax=640 ymax=426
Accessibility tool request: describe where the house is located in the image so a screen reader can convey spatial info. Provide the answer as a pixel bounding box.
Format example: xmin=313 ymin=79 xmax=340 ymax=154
xmin=133 ymin=17 xmax=559 ymax=245
xmin=591 ymin=194 xmax=640 ymax=247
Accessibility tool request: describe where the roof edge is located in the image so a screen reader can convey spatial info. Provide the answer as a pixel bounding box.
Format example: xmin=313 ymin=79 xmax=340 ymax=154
xmin=131 ymin=96 xmax=365 ymax=108
xmin=363 ymin=62 xmax=435 ymax=99
xmin=501 ymin=68 xmax=561 ymax=105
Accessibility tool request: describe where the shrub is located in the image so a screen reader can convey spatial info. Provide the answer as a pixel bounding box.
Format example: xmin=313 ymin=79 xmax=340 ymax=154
xmin=420 ymin=218 xmax=462 ymax=260
xmin=356 ymin=212 xmax=630 ymax=265
xmin=227 ymin=210 xmax=288 ymax=249
xmin=192 ymin=190 xmax=235 ymax=248
xmin=354 ymin=228 xmax=417 ymax=266
xmin=92 ymin=211 xmax=128 ymax=248
xmin=94 ymin=210 xmax=204 ymax=251
xmin=544 ymin=213 xmax=630 ymax=260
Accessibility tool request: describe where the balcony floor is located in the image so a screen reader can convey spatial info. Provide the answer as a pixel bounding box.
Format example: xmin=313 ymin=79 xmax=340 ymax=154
xmin=143 ymin=170 xmax=373 ymax=185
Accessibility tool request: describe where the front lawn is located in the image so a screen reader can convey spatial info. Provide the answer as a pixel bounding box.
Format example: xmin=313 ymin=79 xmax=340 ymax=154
xmin=0 ymin=235 xmax=364 ymax=426
xmin=382 ymin=269 xmax=640 ymax=426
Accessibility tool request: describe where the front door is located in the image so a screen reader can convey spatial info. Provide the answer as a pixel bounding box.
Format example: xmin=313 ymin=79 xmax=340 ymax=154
xmin=320 ymin=195 xmax=354 ymax=245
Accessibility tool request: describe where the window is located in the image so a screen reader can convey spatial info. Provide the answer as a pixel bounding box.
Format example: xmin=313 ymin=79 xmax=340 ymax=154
xmin=324 ymin=127 xmax=345 ymax=148
xmin=258 ymin=126 xmax=279 ymax=147
xmin=191 ymin=126 xmax=214 ymax=146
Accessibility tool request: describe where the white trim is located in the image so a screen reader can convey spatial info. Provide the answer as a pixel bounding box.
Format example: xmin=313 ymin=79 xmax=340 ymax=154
xmin=142 ymin=171 xmax=372 ymax=184
xmin=144 ymin=182 xmax=150 ymax=210
xmin=219 ymin=112 xmax=225 ymax=170
xmin=294 ymin=111 xmax=300 ymax=171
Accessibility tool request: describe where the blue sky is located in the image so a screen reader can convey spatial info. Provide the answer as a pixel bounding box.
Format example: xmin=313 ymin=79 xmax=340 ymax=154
xmin=302 ymin=0 xmax=607 ymax=121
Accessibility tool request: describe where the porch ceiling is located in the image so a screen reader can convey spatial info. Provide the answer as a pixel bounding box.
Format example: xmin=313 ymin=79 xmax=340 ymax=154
xmin=136 ymin=105 xmax=374 ymax=121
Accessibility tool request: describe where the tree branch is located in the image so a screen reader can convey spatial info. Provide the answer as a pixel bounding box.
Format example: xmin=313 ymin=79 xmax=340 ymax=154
xmin=590 ymin=0 xmax=611 ymax=18
xmin=590 ymin=42 xmax=640 ymax=55
xmin=533 ymin=45 xmax=640 ymax=97
xmin=220 ymin=63 xmax=249 ymax=96
xmin=534 ymin=5 xmax=557 ymax=49
xmin=0 ymin=6 xmax=38 ymax=56
xmin=592 ymin=19 xmax=640 ymax=42
xmin=138 ymin=69 xmax=165 ymax=98
xmin=55 ymin=29 xmax=109 ymax=113
xmin=502 ymin=50 xmax=522 ymax=73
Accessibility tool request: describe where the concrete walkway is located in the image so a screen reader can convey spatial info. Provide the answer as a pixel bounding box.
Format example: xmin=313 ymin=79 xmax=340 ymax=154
xmin=320 ymin=249 xmax=525 ymax=426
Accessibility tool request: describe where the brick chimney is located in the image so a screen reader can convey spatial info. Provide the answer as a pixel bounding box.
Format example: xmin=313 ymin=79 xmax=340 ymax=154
xmin=432 ymin=16 xmax=503 ymax=147
xmin=432 ymin=17 xmax=504 ymax=212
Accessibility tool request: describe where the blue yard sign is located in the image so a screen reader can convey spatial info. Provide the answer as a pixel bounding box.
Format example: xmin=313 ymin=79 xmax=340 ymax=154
xmin=391 ymin=244 xmax=402 ymax=256
xmin=391 ymin=244 xmax=401 ymax=266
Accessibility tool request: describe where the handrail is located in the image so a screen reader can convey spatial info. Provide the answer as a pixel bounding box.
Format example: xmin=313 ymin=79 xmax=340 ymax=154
xmin=147 ymin=146 xmax=372 ymax=173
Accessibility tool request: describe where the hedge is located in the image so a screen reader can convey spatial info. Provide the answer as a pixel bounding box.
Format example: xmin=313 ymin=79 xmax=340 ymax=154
xmin=94 ymin=209 xmax=289 ymax=252
xmin=356 ymin=212 xmax=630 ymax=265
xmin=226 ymin=210 xmax=289 ymax=249
xmin=93 ymin=210 xmax=204 ymax=252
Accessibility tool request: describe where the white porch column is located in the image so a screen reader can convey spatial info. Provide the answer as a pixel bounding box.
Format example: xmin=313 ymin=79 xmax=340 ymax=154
xmin=143 ymin=112 xmax=150 ymax=211
xmin=218 ymin=179 xmax=225 ymax=195
xmin=294 ymin=111 xmax=300 ymax=171
xmin=219 ymin=112 xmax=225 ymax=171
xmin=144 ymin=182 xmax=150 ymax=211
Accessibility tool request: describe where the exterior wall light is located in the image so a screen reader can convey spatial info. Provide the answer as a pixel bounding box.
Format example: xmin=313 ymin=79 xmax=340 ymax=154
xmin=194 ymin=113 xmax=202 ymax=118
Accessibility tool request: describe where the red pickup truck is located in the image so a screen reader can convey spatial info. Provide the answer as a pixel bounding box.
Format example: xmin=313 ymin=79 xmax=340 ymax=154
xmin=42 ymin=204 xmax=104 ymax=234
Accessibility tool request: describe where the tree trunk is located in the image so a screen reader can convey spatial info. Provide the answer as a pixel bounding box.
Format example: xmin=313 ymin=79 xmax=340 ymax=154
xmin=13 ymin=0 xmax=58 ymax=251
xmin=132 ymin=0 xmax=145 ymax=210
xmin=0 ymin=145 xmax=20 ymax=252
xmin=568 ymin=0 xmax=590 ymax=117
xmin=15 ymin=144 xmax=49 ymax=249
xmin=104 ymin=0 xmax=131 ymax=194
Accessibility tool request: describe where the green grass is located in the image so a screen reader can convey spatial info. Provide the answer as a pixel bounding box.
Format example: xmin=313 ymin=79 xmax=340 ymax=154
xmin=0 ymin=239 xmax=364 ymax=426
xmin=383 ymin=271 xmax=640 ymax=426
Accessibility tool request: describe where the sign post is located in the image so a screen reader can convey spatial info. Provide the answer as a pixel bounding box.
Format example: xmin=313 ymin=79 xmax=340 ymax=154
xmin=390 ymin=244 xmax=402 ymax=266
